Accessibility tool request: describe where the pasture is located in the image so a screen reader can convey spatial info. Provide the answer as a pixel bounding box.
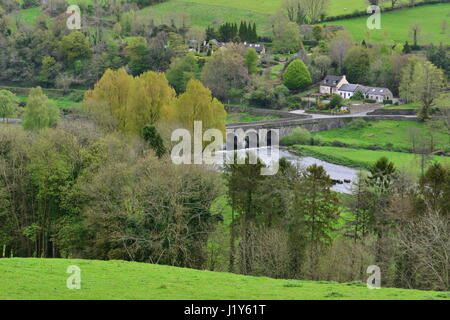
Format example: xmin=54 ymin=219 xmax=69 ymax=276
xmin=312 ymin=120 xmax=450 ymax=153
xmin=293 ymin=145 xmax=450 ymax=174
xmin=0 ymin=258 xmax=447 ymax=299
xmin=326 ymin=3 xmax=450 ymax=44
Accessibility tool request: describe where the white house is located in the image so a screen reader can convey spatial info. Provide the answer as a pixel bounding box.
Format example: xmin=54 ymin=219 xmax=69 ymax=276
xmin=359 ymin=86 xmax=394 ymax=102
xmin=337 ymin=83 xmax=361 ymax=99
xmin=209 ymin=39 xmax=266 ymax=56
xmin=321 ymin=75 xmax=394 ymax=103
xmin=320 ymin=75 xmax=348 ymax=95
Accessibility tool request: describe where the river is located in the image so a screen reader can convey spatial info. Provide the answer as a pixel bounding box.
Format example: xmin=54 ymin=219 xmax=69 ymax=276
xmin=218 ymin=147 xmax=358 ymax=194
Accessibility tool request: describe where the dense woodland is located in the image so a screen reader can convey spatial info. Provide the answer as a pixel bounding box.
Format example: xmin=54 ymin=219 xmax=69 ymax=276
xmin=0 ymin=0 xmax=449 ymax=292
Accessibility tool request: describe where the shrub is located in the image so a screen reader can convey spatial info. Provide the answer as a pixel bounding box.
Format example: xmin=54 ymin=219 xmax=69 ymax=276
xmin=280 ymin=127 xmax=311 ymax=146
xmin=67 ymin=91 xmax=84 ymax=102
xmin=351 ymin=91 xmax=364 ymax=101
xmin=283 ymin=59 xmax=312 ymax=91
xmin=246 ymin=87 xmax=273 ymax=108
xmin=286 ymin=94 xmax=304 ymax=109
xmin=22 ymin=0 xmax=40 ymax=9
xmin=331 ymin=140 xmax=348 ymax=148
xmin=347 ymin=118 xmax=368 ymax=130
xmin=328 ymin=94 xmax=343 ymax=108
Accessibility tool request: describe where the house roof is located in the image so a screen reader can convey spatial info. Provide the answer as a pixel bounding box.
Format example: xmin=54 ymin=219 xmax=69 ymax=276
xmin=359 ymin=86 xmax=393 ymax=96
xmin=321 ymin=75 xmax=344 ymax=88
xmin=320 ymin=75 xmax=393 ymax=96
xmin=210 ymin=40 xmax=265 ymax=53
xmin=339 ymin=84 xmax=360 ymax=92
xmin=244 ymin=42 xmax=264 ymax=53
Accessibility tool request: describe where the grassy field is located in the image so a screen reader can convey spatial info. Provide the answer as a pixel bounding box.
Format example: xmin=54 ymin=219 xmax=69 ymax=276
xmin=139 ymin=0 xmax=442 ymax=38
xmin=1 ymin=258 xmax=448 ymax=300
xmin=327 ymin=3 xmax=450 ymax=44
xmin=16 ymin=95 xmax=81 ymax=110
xmin=9 ymin=1 xmax=447 ymax=43
xmin=382 ymin=103 xmax=421 ymax=110
xmin=312 ymin=120 xmax=450 ymax=153
xmin=138 ymin=1 xmax=273 ymax=34
xmin=226 ymin=112 xmax=280 ymax=124
xmin=8 ymin=7 xmax=48 ymax=27
xmin=293 ymin=145 xmax=450 ymax=174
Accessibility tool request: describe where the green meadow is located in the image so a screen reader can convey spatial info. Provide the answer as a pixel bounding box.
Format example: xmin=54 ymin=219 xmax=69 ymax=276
xmin=137 ymin=1 xmax=273 ymax=34
xmin=382 ymin=103 xmax=421 ymax=110
xmin=1 ymin=258 xmax=447 ymax=300
xmin=312 ymin=120 xmax=450 ymax=153
xmin=8 ymin=1 xmax=447 ymax=44
xmin=9 ymin=7 xmax=45 ymax=25
xmin=226 ymin=112 xmax=280 ymax=124
xmin=326 ymin=3 xmax=450 ymax=44
xmin=293 ymin=145 xmax=450 ymax=174
xmin=15 ymin=95 xmax=81 ymax=110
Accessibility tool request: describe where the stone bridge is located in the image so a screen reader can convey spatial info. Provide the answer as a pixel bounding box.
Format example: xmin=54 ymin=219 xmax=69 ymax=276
xmin=225 ymin=114 xmax=418 ymax=141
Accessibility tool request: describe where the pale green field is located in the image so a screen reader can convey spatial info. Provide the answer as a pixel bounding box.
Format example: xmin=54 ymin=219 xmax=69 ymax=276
xmin=10 ymin=7 xmax=44 ymax=24
xmin=9 ymin=1 xmax=447 ymax=43
xmin=136 ymin=0 xmax=371 ymax=34
xmin=137 ymin=0 xmax=273 ymax=33
xmin=327 ymin=3 xmax=450 ymax=44
xmin=294 ymin=145 xmax=450 ymax=174
xmin=1 ymin=258 xmax=448 ymax=299
xmin=142 ymin=0 xmax=429 ymax=17
xmin=312 ymin=120 xmax=450 ymax=153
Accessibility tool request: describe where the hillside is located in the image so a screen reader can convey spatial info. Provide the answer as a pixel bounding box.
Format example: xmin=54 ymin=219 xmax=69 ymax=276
xmin=0 ymin=258 xmax=448 ymax=299
xmin=8 ymin=1 xmax=448 ymax=42
xmin=327 ymin=3 xmax=450 ymax=44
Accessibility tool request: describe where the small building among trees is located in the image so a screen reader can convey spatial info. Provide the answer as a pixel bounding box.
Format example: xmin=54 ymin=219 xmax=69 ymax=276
xmin=321 ymin=75 xmax=394 ymax=102
xmin=209 ymin=39 xmax=266 ymax=56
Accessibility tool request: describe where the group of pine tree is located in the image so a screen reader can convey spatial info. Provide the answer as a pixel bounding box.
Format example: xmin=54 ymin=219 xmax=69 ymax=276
xmin=215 ymin=21 xmax=258 ymax=43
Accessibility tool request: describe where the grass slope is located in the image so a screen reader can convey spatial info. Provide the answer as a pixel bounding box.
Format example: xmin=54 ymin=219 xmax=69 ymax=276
xmin=138 ymin=1 xmax=272 ymax=34
xmin=9 ymin=1 xmax=446 ymax=43
xmin=327 ymin=3 xmax=450 ymax=44
xmin=139 ymin=0 xmax=440 ymax=38
xmin=1 ymin=258 xmax=448 ymax=300
xmin=226 ymin=112 xmax=280 ymax=124
xmin=312 ymin=120 xmax=450 ymax=153
xmin=293 ymin=145 xmax=450 ymax=173
xmin=16 ymin=95 xmax=81 ymax=110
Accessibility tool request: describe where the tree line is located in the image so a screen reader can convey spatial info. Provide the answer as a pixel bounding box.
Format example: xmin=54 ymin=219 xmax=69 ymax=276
xmin=220 ymin=154 xmax=449 ymax=290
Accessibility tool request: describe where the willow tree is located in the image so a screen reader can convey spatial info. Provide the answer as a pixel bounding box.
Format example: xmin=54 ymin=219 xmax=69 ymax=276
xmin=84 ymin=68 xmax=133 ymax=131
xmin=0 ymin=90 xmax=18 ymax=122
xmin=174 ymin=79 xmax=227 ymax=137
xmin=22 ymin=87 xmax=59 ymax=131
xmin=125 ymin=71 xmax=176 ymax=135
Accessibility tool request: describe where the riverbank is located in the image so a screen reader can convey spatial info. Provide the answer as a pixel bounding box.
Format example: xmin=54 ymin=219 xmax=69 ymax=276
xmin=290 ymin=145 xmax=450 ymax=176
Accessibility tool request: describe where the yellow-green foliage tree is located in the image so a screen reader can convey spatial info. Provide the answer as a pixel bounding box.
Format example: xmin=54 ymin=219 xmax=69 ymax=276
xmin=175 ymin=79 xmax=227 ymax=137
xmin=22 ymin=87 xmax=60 ymax=131
xmin=84 ymin=68 xmax=134 ymax=131
xmin=125 ymin=71 xmax=176 ymax=135
xmin=85 ymin=69 xmax=227 ymax=138
xmin=59 ymin=31 xmax=92 ymax=65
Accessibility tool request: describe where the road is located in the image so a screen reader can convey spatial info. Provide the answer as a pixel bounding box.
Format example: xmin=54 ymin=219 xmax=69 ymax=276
xmin=0 ymin=118 xmax=22 ymax=124
xmin=227 ymin=109 xmax=417 ymax=129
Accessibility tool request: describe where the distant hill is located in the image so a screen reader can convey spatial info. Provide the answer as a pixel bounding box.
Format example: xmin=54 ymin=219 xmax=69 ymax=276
xmin=326 ymin=3 xmax=450 ymax=44
xmin=7 ymin=1 xmax=449 ymax=43
xmin=0 ymin=258 xmax=448 ymax=299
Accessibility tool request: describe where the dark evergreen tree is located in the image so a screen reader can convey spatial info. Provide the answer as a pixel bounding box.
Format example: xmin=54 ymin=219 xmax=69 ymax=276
xmin=403 ymin=41 xmax=412 ymax=54
xmin=143 ymin=125 xmax=166 ymax=158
